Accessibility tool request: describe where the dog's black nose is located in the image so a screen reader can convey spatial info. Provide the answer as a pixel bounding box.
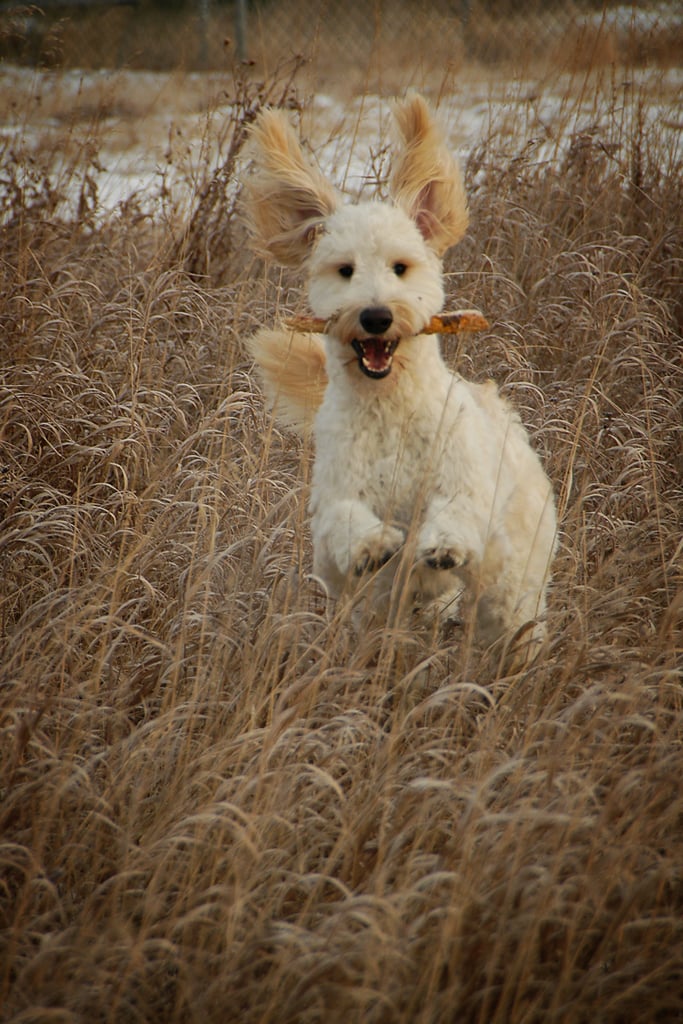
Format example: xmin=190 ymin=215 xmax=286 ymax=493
xmin=360 ymin=306 xmax=393 ymax=335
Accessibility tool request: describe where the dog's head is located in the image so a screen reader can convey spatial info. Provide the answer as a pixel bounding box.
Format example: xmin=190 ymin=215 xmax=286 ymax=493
xmin=243 ymin=94 xmax=469 ymax=380
xmin=306 ymin=202 xmax=444 ymax=379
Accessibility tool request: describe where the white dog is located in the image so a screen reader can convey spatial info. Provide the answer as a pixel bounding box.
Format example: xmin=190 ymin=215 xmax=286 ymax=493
xmin=243 ymin=94 xmax=556 ymax=664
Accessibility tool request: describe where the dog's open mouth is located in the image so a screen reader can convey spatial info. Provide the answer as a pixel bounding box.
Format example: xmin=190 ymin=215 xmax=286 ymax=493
xmin=351 ymin=337 xmax=399 ymax=379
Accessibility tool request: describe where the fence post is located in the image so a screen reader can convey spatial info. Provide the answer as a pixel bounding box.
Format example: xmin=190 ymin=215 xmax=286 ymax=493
xmin=235 ymin=0 xmax=247 ymax=60
xmin=198 ymin=0 xmax=210 ymax=67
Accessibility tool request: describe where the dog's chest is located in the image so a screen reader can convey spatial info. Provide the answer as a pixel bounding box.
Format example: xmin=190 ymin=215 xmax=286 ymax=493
xmin=321 ymin=390 xmax=452 ymax=523
xmin=364 ymin=425 xmax=441 ymax=521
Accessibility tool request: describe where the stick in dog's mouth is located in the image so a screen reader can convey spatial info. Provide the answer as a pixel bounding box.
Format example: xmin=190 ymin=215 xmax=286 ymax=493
xmin=283 ymin=309 xmax=490 ymax=380
xmin=351 ymin=337 xmax=399 ymax=379
xmin=285 ymin=309 xmax=490 ymax=337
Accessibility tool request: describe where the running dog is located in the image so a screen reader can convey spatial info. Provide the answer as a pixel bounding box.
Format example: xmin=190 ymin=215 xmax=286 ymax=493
xmin=242 ymin=94 xmax=556 ymax=664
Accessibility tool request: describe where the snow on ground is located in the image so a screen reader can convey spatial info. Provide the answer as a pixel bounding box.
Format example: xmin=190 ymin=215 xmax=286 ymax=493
xmin=0 ymin=56 xmax=681 ymax=224
xmin=580 ymin=0 xmax=681 ymax=34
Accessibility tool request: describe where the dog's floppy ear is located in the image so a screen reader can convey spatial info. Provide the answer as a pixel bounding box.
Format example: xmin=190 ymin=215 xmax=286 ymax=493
xmin=390 ymin=93 xmax=469 ymax=256
xmin=243 ymin=109 xmax=339 ymax=266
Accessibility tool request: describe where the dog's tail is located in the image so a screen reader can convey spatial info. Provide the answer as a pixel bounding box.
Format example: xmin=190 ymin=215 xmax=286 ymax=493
xmin=246 ymin=328 xmax=328 ymax=435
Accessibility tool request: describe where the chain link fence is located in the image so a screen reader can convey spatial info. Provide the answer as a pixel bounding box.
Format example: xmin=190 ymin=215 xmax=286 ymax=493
xmin=0 ymin=0 xmax=680 ymax=72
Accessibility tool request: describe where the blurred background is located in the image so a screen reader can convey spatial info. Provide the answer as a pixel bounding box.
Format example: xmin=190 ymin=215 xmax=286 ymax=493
xmin=1 ymin=0 xmax=680 ymax=76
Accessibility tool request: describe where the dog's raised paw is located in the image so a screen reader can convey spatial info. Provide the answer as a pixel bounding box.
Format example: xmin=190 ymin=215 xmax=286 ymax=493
xmin=421 ymin=546 xmax=468 ymax=571
xmin=352 ymin=527 xmax=404 ymax=577
xmin=354 ymin=548 xmax=395 ymax=576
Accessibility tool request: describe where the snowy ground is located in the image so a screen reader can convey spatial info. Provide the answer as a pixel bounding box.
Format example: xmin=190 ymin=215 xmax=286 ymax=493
xmin=1 ymin=54 xmax=681 ymax=223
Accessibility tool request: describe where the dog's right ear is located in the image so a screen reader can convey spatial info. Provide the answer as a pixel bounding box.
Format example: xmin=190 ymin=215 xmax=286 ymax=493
xmin=242 ymin=109 xmax=339 ymax=267
xmin=390 ymin=93 xmax=469 ymax=256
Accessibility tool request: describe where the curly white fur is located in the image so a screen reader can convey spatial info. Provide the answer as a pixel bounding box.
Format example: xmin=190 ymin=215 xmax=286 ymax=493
xmin=243 ymin=94 xmax=557 ymax=665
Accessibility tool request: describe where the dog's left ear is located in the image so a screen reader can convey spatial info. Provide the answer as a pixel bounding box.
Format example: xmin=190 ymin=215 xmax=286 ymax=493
xmin=390 ymin=94 xmax=469 ymax=256
xmin=243 ymin=108 xmax=340 ymax=267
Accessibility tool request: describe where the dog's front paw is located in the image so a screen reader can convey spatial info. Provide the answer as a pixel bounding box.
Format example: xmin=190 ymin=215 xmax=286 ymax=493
xmin=419 ymin=543 xmax=471 ymax=573
xmin=417 ymin=520 xmax=477 ymax=575
xmin=352 ymin=526 xmax=404 ymax=577
xmin=422 ymin=547 xmax=463 ymax=570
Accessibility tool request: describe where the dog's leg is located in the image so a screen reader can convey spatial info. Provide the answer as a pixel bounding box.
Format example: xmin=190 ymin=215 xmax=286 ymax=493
xmin=312 ymin=499 xmax=404 ymax=584
xmin=417 ymin=504 xmax=550 ymax=665
xmin=415 ymin=493 xmax=484 ymax=577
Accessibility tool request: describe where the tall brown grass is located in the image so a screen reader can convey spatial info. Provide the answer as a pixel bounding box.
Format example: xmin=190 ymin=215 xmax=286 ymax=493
xmin=1 ymin=55 xmax=681 ymax=1023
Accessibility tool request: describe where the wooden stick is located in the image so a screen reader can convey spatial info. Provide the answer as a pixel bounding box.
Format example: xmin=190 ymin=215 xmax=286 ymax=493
xmin=284 ymin=309 xmax=490 ymax=336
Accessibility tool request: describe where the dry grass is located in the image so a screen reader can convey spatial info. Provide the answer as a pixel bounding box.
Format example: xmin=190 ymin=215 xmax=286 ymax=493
xmin=1 ymin=52 xmax=682 ymax=1024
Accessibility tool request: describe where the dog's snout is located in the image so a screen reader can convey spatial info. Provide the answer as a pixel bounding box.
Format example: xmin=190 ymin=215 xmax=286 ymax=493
xmin=360 ymin=306 xmax=393 ymax=335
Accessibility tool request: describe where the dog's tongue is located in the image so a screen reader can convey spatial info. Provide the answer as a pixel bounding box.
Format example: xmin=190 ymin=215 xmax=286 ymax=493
xmin=363 ymin=338 xmax=390 ymax=372
xmin=352 ymin=337 xmax=397 ymax=378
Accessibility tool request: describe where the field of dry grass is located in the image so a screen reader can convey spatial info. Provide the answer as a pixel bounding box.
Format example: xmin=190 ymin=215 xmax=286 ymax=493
xmin=1 ymin=38 xmax=682 ymax=1024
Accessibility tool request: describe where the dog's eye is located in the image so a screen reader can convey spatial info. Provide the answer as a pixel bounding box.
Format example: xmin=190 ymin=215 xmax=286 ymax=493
xmin=338 ymin=264 xmax=354 ymax=279
xmin=393 ymin=262 xmax=408 ymax=277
